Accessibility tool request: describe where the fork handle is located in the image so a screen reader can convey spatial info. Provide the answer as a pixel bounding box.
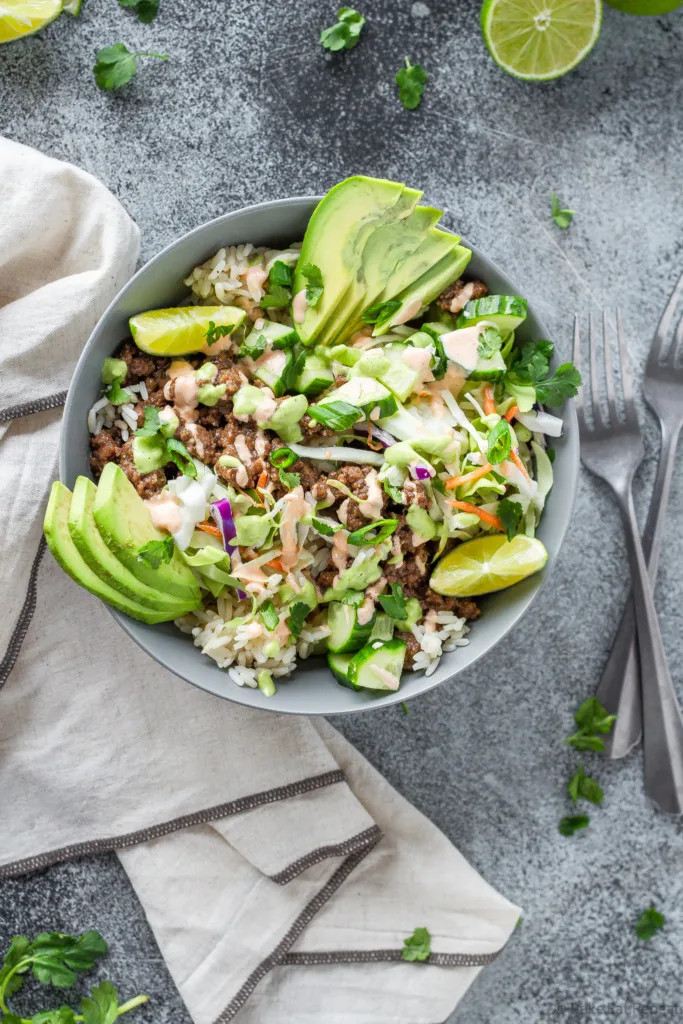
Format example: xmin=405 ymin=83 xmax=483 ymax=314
xmin=597 ymin=424 xmax=682 ymax=758
xmin=616 ymin=484 xmax=683 ymax=814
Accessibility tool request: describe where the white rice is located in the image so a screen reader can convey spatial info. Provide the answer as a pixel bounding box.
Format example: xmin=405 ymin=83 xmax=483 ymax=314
xmin=184 ymin=242 xmax=301 ymax=312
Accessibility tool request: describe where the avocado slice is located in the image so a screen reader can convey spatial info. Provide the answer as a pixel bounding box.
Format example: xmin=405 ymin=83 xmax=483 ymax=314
xmin=372 ymin=244 xmax=473 ymax=337
xmin=92 ymin=463 xmax=201 ymax=602
xmin=44 ymin=482 xmax=178 ymax=624
xmin=68 ymin=477 xmax=199 ymax=615
xmin=293 ymin=176 xmax=412 ymax=346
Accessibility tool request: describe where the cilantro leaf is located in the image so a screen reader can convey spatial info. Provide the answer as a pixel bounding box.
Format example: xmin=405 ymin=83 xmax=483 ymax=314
xmin=137 ymin=536 xmax=174 ymax=569
xmin=565 ymin=696 xmax=616 ymax=752
xmin=260 ymin=284 xmax=291 ymax=309
xmin=106 ymin=375 xmax=134 ymax=406
xmin=287 ymin=601 xmax=311 ymax=638
xmin=32 ymin=1008 xmax=77 ymax=1024
xmin=268 ymin=260 xmax=293 ymax=288
xmin=534 ymin=363 xmax=582 ymax=406
xmin=301 ymin=264 xmax=324 ymax=307
xmin=378 ymin=583 xmax=408 ymax=621
xmin=497 ymin=498 xmax=523 ymax=541
xmin=401 ymin=701 xmax=409 ymax=715
xmin=477 ymin=326 xmax=503 ymax=359
xmin=635 ymin=905 xmax=665 ymax=941
xmin=0 ymin=935 xmax=32 ymax=998
xmin=361 ymin=299 xmax=401 ymax=325
xmin=134 ymin=406 xmax=162 ymax=438
xmin=239 ymin=333 xmax=268 ymax=359
xmin=93 ymin=44 xmax=167 ymax=91
xmin=279 ymin=468 xmax=301 ymax=488
xmin=396 ymin=58 xmax=427 ymax=111
xmin=165 ymin=438 xmax=197 ymax=477
xmin=558 ymin=815 xmax=590 ymax=837
xmin=118 ymin=0 xmax=159 ymax=23
xmin=401 ymin=927 xmax=431 ymax=962
xmin=259 ymin=600 xmax=279 ymax=632
xmin=486 ymin=419 xmax=512 ymax=465
xmin=513 ymin=339 xmax=554 ymax=384
xmin=80 ymin=980 xmax=120 ymax=1024
xmin=205 ymin=321 xmax=235 ymax=347
xmin=320 ymin=7 xmax=366 ymax=51
xmin=567 ymin=762 xmax=603 ymax=806
xmin=383 ymin=479 xmax=403 ymax=504
xmin=551 ymin=193 xmax=575 ymax=229
xmin=341 ymin=590 xmax=364 ymax=607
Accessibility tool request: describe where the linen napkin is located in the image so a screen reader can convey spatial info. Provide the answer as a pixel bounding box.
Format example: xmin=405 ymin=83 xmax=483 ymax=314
xmin=0 ymin=137 xmax=521 ymax=1024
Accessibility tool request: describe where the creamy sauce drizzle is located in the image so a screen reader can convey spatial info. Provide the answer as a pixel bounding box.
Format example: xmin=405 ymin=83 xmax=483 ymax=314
xmin=440 ymin=321 xmax=496 ymax=374
xmin=357 ymin=575 xmax=386 ymax=626
xmin=358 ymin=469 xmax=383 ymax=521
xmin=292 ymin=289 xmax=308 ymax=324
xmin=394 ymin=297 xmax=423 ymax=325
xmin=165 ymin=360 xmax=199 ymax=423
xmin=234 ymin=434 xmax=252 ymax=466
xmin=244 ymin=265 xmax=268 ymax=299
xmin=448 ymin=281 xmax=475 ymax=314
xmin=331 ymin=529 xmax=349 ymax=573
xmin=146 ymin=491 xmax=182 ymax=534
xmin=280 ymin=487 xmax=309 ymax=569
xmin=370 ymin=666 xmax=400 ymax=691
xmin=402 ymin=346 xmax=435 ymax=388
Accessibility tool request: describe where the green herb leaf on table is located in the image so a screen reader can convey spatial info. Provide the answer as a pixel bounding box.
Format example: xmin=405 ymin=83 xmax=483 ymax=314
xmin=268 ymin=260 xmax=293 ymax=288
xmin=301 ymin=264 xmax=324 ymax=307
xmin=79 ymin=981 xmax=121 ymax=1024
xmin=558 ymin=814 xmax=590 ymax=837
xmin=565 ymin=696 xmax=617 ymax=752
xmin=401 ymin=701 xmax=409 ymax=715
xmin=260 ymin=284 xmax=291 ymax=309
xmin=93 ymin=44 xmax=167 ymax=91
xmin=396 ymin=58 xmax=427 ymax=110
xmin=320 ymin=7 xmax=366 ymax=52
xmin=30 ymin=1009 xmax=76 ymax=1024
xmin=486 ymin=419 xmax=512 ymax=465
xmin=378 ymin=583 xmax=408 ymax=621
xmin=477 ymin=326 xmax=503 ymax=359
xmin=165 ymin=438 xmax=197 ymax=478
xmin=287 ymin=601 xmax=311 ymax=638
xmin=279 ymin=468 xmax=301 ymax=489
xmin=205 ymin=321 xmax=235 ymax=347
xmin=239 ymin=333 xmax=268 ymax=360
xmin=118 ymin=0 xmax=159 ymax=23
xmin=0 ymin=935 xmax=32 ymax=998
xmin=137 ymin=536 xmax=174 ymax=570
xmin=401 ymin=927 xmax=431 ymax=962
xmin=551 ymin=193 xmax=575 ymax=229
xmin=634 ymin=905 xmax=665 ymax=941
xmin=361 ymin=299 xmax=401 ymax=325
xmin=567 ymin=762 xmax=603 ymax=806
xmin=106 ymin=376 xmax=134 ymax=406
xmin=497 ymin=498 xmax=523 ymax=541
xmin=134 ymin=406 xmax=162 ymax=438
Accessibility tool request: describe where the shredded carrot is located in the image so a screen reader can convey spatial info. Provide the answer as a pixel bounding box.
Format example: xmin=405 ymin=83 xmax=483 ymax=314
xmin=509 ymin=448 xmax=531 ymax=482
xmin=482 ymin=385 xmax=496 ymax=416
xmin=256 ymin=470 xmax=268 ymax=490
xmin=417 ymin=389 xmax=432 ymax=398
xmin=367 ymin=423 xmax=382 ymax=451
xmin=447 ymin=500 xmax=503 ymax=531
xmin=505 ymin=405 xmax=519 ymax=423
xmin=445 ymin=462 xmax=494 ymax=490
xmin=196 ymin=521 xmax=222 ymax=539
xmin=266 ymin=558 xmax=284 ymax=571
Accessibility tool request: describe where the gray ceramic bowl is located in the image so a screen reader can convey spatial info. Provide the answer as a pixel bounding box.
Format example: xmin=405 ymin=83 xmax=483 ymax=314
xmin=60 ymin=196 xmax=579 ymax=716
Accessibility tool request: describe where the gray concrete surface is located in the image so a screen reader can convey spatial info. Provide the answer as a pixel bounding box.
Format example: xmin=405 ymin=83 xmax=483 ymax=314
xmin=2 ymin=1 xmax=683 ymax=1021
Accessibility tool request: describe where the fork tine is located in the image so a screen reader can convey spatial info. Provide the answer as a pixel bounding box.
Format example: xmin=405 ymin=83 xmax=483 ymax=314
xmin=573 ymin=314 xmax=588 ymax=431
xmin=651 ymin=268 xmax=683 ymax=365
xmin=588 ymin=313 xmax=604 ymax=427
xmin=603 ymin=310 xmax=618 ymax=424
xmin=616 ymin=308 xmax=637 ymax=426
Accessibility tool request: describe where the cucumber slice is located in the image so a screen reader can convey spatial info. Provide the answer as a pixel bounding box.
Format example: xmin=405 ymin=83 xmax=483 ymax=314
xmin=456 ymin=295 xmax=527 ymax=333
xmin=328 ymin=652 xmax=354 ymax=688
xmin=327 ymin=601 xmax=376 ymax=653
xmin=347 ymin=638 xmax=407 ymax=692
xmin=317 ymin=376 xmax=398 ymax=419
xmin=296 ymin=352 xmax=335 ymax=396
xmin=369 ymin=613 xmax=394 ymax=642
xmin=246 ymin=320 xmax=299 ymax=351
xmin=468 ymin=350 xmax=507 ymax=381
xmin=254 ymin=348 xmax=294 ymax=396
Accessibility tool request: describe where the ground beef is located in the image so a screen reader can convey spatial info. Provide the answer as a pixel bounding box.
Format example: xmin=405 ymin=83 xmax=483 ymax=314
xmin=402 ymin=481 xmax=430 ymax=509
xmin=437 ymin=278 xmax=488 ymax=315
xmin=214 ymin=421 xmax=279 ymax=490
xmin=118 ymin=439 xmax=166 ymax=499
xmin=423 ymin=589 xmax=480 ymax=620
xmin=216 ymin=364 xmax=249 ymax=396
xmin=90 ymin=428 xmax=122 ymax=477
xmin=325 ymin=465 xmax=390 ymax=532
xmin=177 ymin=423 xmax=218 ymax=464
xmin=118 ymin=340 xmax=158 ymax=384
xmin=384 ymin=551 xmax=429 ymax=595
xmin=316 ymin=567 xmax=338 ymax=592
xmin=397 ymin=630 xmax=421 ymax=670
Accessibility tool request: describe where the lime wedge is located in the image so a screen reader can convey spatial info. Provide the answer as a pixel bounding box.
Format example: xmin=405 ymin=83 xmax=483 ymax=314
xmin=0 ymin=0 xmax=62 ymax=43
xmin=605 ymin=0 xmax=680 ymax=12
xmin=129 ymin=306 xmax=247 ymax=357
xmin=430 ymin=534 xmax=548 ymax=597
xmin=480 ymin=0 xmax=602 ymax=82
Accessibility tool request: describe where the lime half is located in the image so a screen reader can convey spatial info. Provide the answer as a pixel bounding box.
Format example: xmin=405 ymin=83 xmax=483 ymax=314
xmin=0 ymin=0 xmax=62 ymax=43
xmin=481 ymin=0 xmax=602 ymax=82
xmin=129 ymin=306 xmax=247 ymax=357
xmin=605 ymin=0 xmax=681 ymax=12
xmin=430 ymin=534 xmax=548 ymax=597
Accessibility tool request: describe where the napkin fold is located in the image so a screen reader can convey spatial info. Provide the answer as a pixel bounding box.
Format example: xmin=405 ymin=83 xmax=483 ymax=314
xmin=0 ymin=137 xmax=520 ymax=1023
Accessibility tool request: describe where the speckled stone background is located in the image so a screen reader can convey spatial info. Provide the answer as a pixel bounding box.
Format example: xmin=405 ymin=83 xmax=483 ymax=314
xmin=2 ymin=2 xmax=683 ymax=1022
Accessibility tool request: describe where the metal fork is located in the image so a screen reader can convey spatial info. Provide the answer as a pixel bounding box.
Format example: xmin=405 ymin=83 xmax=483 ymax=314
xmin=595 ymin=272 xmax=683 ymax=759
xmin=574 ymin=311 xmax=683 ymax=815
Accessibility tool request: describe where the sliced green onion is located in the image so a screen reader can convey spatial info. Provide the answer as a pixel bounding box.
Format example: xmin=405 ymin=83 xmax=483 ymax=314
xmin=259 ymin=599 xmax=279 ymax=631
xmin=257 ymin=669 xmax=276 ymax=697
xmin=308 ymin=400 xmax=363 ymax=432
xmin=309 ymin=516 xmax=343 ymax=537
xmin=341 ymin=590 xmax=364 ymax=607
xmin=166 ymin=438 xmax=197 ymax=477
xmin=270 ymin=447 xmax=298 ymax=469
xmin=347 ymin=519 xmax=398 ymax=546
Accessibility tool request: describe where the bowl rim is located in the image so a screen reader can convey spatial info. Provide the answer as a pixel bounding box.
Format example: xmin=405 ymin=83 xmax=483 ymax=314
xmin=60 ymin=194 xmax=579 ymax=716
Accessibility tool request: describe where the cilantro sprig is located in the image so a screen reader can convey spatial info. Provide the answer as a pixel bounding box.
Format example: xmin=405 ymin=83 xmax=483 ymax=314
xmin=320 ymin=7 xmax=366 ymax=51
xmin=497 ymin=498 xmax=523 ymax=541
xmin=567 ymin=762 xmax=603 ymax=806
xmin=362 ymin=299 xmax=401 ymax=326
xmin=287 ymin=601 xmax=311 ymax=638
xmin=558 ymin=814 xmax=590 ymax=837
xmin=260 ymin=284 xmax=291 ymax=309
xmin=551 ymin=193 xmax=575 ymax=229
xmin=565 ymin=697 xmax=616 ymax=753
xmin=401 ymin=927 xmax=431 ymax=962
xmin=396 ymin=58 xmax=427 ymax=110
xmin=137 ymin=536 xmax=174 ymax=569
xmin=477 ymin=326 xmax=503 ymax=359
xmin=507 ymin=339 xmax=581 ymax=406
xmin=118 ymin=0 xmax=159 ymax=23
xmin=378 ymin=583 xmax=408 ymax=621
xmin=205 ymin=321 xmax=235 ymax=347
xmin=0 ymin=931 xmax=147 ymax=1024
xmin=486 ymin=420 xmax=512 ymax=465
xmin=134 ymin=405 xmax=162 ymax=438
xmin=635 ymin=905 xmax=665 ymax=941
xmin=93 ymin=44 xmax=167 ymax=91
xmin=301 ymin=264 xmax=324 ymax=307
